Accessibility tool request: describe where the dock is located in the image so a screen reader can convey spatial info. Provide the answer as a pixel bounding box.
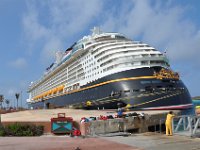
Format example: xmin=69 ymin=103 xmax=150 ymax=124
xmin=1 ymin=108 xmax=178 ymax=134
xmin=0 ymin=132 xmax=200 ymax=150
xmin=1 ymin=108 xmax=200 ymax=150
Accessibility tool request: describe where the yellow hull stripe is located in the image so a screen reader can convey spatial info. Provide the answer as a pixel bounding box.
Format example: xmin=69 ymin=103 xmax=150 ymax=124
xmin=70 ymin=75 xmax=156 ymax=94
xmin=36 ymin=75 xmax=156 ymax=101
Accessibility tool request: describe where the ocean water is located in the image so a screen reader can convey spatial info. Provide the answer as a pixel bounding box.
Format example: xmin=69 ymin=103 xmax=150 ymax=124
xmin=180 ymin=106 xmax=195 ymax=115
xmin=178 ymin=100 xmax=200 ymax=115
xmin=192 ymin=100 xmax=200 ymax=107
xmin=167 ymin=100 xmax=199 ymax=116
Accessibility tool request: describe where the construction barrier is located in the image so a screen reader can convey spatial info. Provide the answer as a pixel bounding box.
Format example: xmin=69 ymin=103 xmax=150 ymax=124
xmin=51 ymin=113 xmax=73 ymax=134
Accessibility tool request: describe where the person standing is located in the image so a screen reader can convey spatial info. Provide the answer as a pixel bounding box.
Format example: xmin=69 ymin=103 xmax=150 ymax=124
xmin=165 ymin=111 xmax=175 ymax=136
xmin=117 ymin=103 xmax=123 ymax=118
xmin=117 ymin=107 xmax=123 ymax=118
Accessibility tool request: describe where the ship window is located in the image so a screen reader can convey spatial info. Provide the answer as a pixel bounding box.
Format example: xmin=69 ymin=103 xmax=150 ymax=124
xmin=141 ymin=81 xmax=151 ymax=84
xmin=168 ymin=85 xmax=173 ymax=88
xmin=145 ymin=86 xmax=153 ymax=92
xmin=133 ymin=89 xmax=139 ymax=92
xmin=141 ymin=61 xmax=148 ymax=65
xmin=152 ymin=80 xmax=162 ymax=84
xmin=169 ymin=80 xmax=176 ymax=83
xmin=140 ymin=89 xmax=146 ymax=92
xmin=162 ymin=80 xmax=170 ymax=83
xmin=157 ymin=86 xmax=162 ymax=88
xmin=124 ymin=90 xmax=130 ymax=93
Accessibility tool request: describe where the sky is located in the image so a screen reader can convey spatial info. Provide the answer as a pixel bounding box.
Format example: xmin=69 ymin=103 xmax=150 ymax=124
xmin=0 ymin=0 xmax=200 ymax=108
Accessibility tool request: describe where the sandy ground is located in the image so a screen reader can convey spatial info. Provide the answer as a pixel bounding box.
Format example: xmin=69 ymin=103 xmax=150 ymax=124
xmin=1 ymin=108 xmax=169 ymax=122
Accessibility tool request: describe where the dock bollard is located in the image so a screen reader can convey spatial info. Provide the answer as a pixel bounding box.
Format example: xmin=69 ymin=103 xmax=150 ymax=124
xmin=118 ymin=119 xmax=124 ymax=132
xmin=159 ymin=119 xmax=164 ymax=134
xmin=124 ymin=122 xmax=127 ymax=133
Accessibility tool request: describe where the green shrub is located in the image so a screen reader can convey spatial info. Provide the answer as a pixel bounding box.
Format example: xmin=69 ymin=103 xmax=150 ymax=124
xmin=0 ymin=126 xmax=6 ymax=136
xmin=0 ymin=123 xmax=44 ymax=136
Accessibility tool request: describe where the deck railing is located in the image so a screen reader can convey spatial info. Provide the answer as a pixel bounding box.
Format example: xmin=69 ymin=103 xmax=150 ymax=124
xmin=172 ymin=115 xmax=200 ymax=137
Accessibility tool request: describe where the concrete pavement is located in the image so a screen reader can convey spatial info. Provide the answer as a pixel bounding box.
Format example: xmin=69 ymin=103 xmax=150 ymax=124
xmin=0 ymin=136 xmax=139 ymax=150
xmin=0 ymin=133 xmax=200 ymax=150
xmin=102 ymin=132 xmax=200 ymax=150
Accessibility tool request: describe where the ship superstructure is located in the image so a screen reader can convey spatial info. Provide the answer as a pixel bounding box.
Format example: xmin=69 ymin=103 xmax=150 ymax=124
xmin=27 ymin=27 xmax=192 ymax=110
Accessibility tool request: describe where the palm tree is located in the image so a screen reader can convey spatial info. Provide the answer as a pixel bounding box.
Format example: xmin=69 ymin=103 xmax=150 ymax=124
xmin=15 ymin=93 xmax=20 ymax=110
xmin=0 ymin=95 xmax=4 ymax=123
xmin=5 ymin=99 xmax=10 ymax=109
xmin=0 ymin=95 xmax=4 ymax=109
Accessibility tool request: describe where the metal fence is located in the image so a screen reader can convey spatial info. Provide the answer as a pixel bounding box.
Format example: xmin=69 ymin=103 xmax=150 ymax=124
xmin=172 ymin=115 xmax=200 ymax=137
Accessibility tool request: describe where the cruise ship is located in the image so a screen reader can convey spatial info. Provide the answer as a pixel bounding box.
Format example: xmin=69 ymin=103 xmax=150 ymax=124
xmin=27 ymin=27 xmax=193 ymax=110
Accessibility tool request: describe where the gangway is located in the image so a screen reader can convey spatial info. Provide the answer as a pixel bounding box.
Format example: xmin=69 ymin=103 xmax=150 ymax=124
xmin=172 ymin=115 xmax=200 ymax=137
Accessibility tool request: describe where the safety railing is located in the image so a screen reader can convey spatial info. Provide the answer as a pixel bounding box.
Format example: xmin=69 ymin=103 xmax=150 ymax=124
xmin=172 ymin=115 xmax=200 ymax=137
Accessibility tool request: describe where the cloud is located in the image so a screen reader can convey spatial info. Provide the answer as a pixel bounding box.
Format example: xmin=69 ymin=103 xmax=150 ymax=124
xmin=21 ymin=0 xmax=200 ymax=96
xmin=7 ymin=88 xmax=16 ymax=97
xmin=9 ymin=58 xmax=27 ymax=69
xmin=0 ymin=79 xmax=29 ymax=107
xmin=99 ymin=0 xmax=200 ymax=96
xmin=0 ymin=86 xmax=17 ymax=105
xmin=22 ymin=0 xmax=103 ymax=64
xmin=22 ymin=0 xmax=200 ymax=66
xmin=101 ymin=1 xmax=200 ymax=67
